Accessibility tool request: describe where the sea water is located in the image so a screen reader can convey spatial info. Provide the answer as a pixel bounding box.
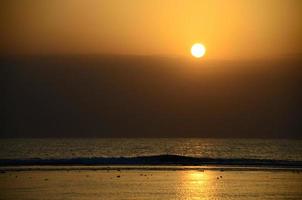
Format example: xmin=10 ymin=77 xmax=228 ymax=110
xmin=0 ymin=138 xmax=301 ymax=161
xmin=1 ymin=138 xmax=302 ymax=200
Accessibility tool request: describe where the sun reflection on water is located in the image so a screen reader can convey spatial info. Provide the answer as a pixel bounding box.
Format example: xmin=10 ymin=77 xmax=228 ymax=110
xmin=178 ymin=170 xmax=211 ymax=200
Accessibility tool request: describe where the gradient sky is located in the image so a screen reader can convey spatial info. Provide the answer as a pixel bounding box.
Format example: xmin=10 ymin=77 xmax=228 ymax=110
xmin=1 ymin=0 xmax=302 ymax=59
xmin=1 ymin=1 xmax=302 ymax=138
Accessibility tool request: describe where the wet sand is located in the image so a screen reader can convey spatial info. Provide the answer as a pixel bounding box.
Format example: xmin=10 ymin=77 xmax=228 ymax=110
xmin=0 ymin=167 xmax=302 ymax=200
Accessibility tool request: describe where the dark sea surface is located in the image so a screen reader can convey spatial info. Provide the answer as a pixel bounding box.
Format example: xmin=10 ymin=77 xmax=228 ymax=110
xmin=0 ymin=139 xmax=301 ymax=167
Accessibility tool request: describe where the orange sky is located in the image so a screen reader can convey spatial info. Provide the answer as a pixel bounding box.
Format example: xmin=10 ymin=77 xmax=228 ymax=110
xmin=1 ymin=0 xmax=301 ymax=59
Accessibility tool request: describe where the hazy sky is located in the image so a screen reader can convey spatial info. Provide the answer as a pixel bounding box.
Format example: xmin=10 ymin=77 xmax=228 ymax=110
xmin=1 ymin=0 xmax=302 ymax=59
xmin=2 ymin=56 xmax=301 ymax=138
xmin=2 ymin=0 xmax=302 ymax=138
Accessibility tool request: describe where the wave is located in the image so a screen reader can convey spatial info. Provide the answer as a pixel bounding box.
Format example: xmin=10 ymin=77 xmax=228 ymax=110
xmin=1 ymin=155 xmax=302 ymax=168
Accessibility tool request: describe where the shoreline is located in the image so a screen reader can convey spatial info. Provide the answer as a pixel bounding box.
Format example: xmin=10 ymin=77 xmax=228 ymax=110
xmin=1 ymin=166 xmax=302 ymax=200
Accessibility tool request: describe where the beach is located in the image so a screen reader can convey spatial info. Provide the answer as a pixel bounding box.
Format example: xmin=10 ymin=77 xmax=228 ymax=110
xmin=1 ymin=139 xmax=301 ymax=199
xmin=1 ymin=166 xmax=302 ymax=200
xmin=2 ymin=0 xmax=302 ymax=198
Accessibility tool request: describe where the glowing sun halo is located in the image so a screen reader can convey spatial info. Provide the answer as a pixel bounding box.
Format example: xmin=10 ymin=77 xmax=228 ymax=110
xmin=191 ymin=43 xmax=206 ymax=58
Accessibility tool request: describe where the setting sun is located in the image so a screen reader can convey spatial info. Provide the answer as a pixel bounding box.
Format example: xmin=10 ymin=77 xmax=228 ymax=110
xmin=191 ymin=43 xmax=206 ymax=58
xmin=1 ymin=1 xmax=302 ymax=199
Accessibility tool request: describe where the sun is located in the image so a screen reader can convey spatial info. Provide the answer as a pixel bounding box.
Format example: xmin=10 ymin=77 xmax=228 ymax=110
xmin=191 ymin=43 xmax=206 ymax=58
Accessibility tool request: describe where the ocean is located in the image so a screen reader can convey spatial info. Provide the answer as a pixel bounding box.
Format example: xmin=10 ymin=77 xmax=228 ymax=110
xmin=1 ymin=139 xmax=302 ymax=200
xmin=1 ymin=138 xmax=301 ymax=167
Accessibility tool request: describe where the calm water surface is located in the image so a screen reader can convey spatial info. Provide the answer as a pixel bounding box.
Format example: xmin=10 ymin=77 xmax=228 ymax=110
xmin=1 ymin=169 xmax=302 ymax=200
xmin=1 ymin=139 xmax=302 ymax=200
xmin=0 ymin=138 xmax=301 ymax=161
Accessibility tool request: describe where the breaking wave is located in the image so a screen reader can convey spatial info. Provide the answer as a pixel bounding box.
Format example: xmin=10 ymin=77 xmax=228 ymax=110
xmin=1 ymin=155 xmax=302 ymax=168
